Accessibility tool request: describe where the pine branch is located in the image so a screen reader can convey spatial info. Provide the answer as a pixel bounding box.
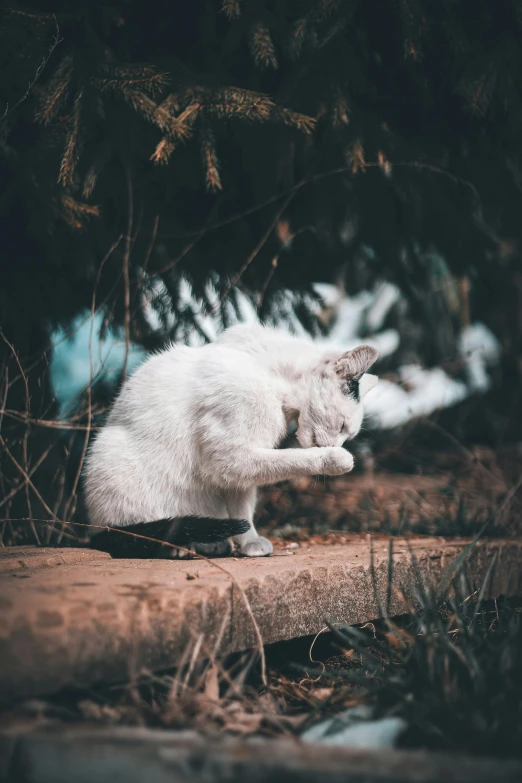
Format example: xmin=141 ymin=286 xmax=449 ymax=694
xmin=273 ymin=106 xmax=316 ymax=133
xmin=58 ymin=88 xmax=83 ymax=187
xmin=200 ymin=125 xmax=222 ymax=192
xmin=82 ymin=146 xmax=111 ymax=198
xmin=290 ymin=0 xmax=344 ymax=57
xmin=346 ymin=138 xmax=366 ymax=173
xmin=221 ymin=0 xmax=241 ymax=19
xmin=35 ymin=52 xmax=74 ymax=126
xmin=150 ymin=101 xmax=202 ymax=164
xmin=206 ymin=87 xmax=275 ymax=122
xmin=250 ymin=21 xmax=278 ymax=70
xmin=1 ymin=13 xmax=62 ymax=124
xmin=291 ymin=16 xmax=311 ymax=58
xmin=462 ymin=69 xmax=496 ymax=117
xmin=150 ymin=137 xmax=176 ymax=165
xmin=122 ymin=89 xmax=200 ymax=140
xmin=398 ymin=0 xmax=427 ymax=61
xmin=331 ymin=91 xmax=350 ymax=126
xmin=92 ymin=64 xmax=170 ymax=96
xmin=314 ymin=0 xmax=344 ymax=23
xmin=377 ymin=150 xmax=392 ymax=177
xmin=58 ymin=194 xmax=100 ymax=230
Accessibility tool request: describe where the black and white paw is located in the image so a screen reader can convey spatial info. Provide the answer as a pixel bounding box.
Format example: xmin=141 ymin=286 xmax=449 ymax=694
xmin=194 ymin=540 xmax=233 ymax=558
xmin=238 ymin=536 xmax=273 ymax=558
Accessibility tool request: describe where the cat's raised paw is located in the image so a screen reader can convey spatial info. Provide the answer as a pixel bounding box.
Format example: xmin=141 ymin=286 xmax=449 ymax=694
xmin=239 ymin=536 xmax=273 ymax=558
xmin=318 ymin=446 xmax=354 ymax=476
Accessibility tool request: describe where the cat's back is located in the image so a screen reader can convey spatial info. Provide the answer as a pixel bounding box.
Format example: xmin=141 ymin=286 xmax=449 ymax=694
xmin=107 ymin=338 xmax=265 ymax=431
xmin=108 ymin=342 xmax=202 ymax=427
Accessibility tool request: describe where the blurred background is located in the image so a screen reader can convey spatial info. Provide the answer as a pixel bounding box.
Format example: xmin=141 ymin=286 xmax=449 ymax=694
xmin=1 ymin=0 xmax=521 ymax=546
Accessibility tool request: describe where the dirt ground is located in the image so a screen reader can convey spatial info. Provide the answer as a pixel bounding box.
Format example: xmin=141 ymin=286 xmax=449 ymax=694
xmin=257 ymin=445 xmax=522 ymax=544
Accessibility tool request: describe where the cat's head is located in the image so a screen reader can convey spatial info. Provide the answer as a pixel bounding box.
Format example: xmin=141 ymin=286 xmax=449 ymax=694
xmin=296 ymin=345 xmax=378 ymax=449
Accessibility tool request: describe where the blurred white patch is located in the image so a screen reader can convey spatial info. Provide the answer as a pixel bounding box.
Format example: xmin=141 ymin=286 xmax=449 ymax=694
xmin=302 ymin=705 xmax=407 ymax=749
xmin=459 ymin=322 xmax=501 ymax=393
xmin=50 ymin=312 xmax=144 ymax=412
xmin=364 ymin=368 xmax=468 ymax=430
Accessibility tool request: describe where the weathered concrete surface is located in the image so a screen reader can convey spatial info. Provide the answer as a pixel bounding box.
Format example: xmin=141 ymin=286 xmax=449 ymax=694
xmin=0 ymin=546 xmax=106 ymax=573
xmin=1 ymin=537 xmax=521 ymax=703
xmin=2 ymin=726 xmax=522 ymax=783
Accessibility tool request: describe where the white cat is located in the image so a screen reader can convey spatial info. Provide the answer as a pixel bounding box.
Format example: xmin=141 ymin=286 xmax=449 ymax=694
xmin=85 ymin=324 xmax=378 ymax=558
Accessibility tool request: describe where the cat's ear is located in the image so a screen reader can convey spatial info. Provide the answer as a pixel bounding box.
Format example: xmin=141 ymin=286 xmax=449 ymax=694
xmin=359 ymin=373 xmax=378 ymax=397
xmin=334 ymin=345 xmax=379 ymax=380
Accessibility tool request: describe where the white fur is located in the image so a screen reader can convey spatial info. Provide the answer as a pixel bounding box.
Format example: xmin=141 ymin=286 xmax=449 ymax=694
xmin=84 ymin=324 xmax=378 ymax=557
xmin=359 ymin=373 xmax=378 ymax=397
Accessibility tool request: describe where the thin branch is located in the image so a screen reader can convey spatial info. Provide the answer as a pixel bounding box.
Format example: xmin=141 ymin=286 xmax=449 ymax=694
xmin=1 ymin=15 xmax=63 ymax=124
xmin=0 ymin=435 xmax=61 ymax=532
xmin=122 ymin=163 xmax=133 ymax=380
xmin=156 ymin=159 xmax=480 ymax=243
xmin=132 ymin=214 xmax=159 ymax=305
xmin=0 ymin=409 xmax=101 ymax=431
xmin=0 ymin=329 xmax=39 ymax=541
xmin=256 ymin=256 xmax=279 ymax=311
xmin=0 ymin=443 xmax=54 ymax=512
xmin=216 ymin=189 xmax=296 ymax=307
xmin=59 ymin=246 xmax=111 ymax=539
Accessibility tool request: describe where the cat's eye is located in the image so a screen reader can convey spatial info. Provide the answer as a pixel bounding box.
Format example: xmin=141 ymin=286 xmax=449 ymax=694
xmin=339 ymin=424 xmax=345 ymax=435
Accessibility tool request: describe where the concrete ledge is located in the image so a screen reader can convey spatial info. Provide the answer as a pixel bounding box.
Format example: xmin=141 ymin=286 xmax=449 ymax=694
xmin=0 ymin=546 xmax=108 ymax=573
xmin=2 ymin=726 xmax=522 ymax=783
xmin=1 ymin=538 xmax=521 ymax=703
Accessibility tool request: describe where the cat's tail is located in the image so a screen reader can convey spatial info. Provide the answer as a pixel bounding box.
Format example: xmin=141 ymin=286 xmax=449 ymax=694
xmin=89 ymin=516 xmax=250 ymax=559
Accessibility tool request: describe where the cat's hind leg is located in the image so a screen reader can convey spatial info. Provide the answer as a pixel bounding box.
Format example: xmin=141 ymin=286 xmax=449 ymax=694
xmin=227 ymin=488 xmax=273 ymax=558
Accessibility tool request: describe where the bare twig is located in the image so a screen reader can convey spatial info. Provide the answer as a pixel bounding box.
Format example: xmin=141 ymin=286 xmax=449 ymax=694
xmin=0 ymin=436 xmax=61 ymax=534
xmin=0 ymin=443 xmax=54 ymax=512
xmin=0 ymin=330 xmax=40 ymax=541
xmin=1 ymin=15 xmax=63 ymax=123
xmin=59 ymin=240 xmax=115 ymax=539
xmin=157 ymin=159 xmax=480 ymax=243
xmin=216 ymin=189 xmax=296 ymax=307
xmin=122 ymin=163 xmax=133 ymax=381
xmin=256 ymin=256 xmax=279 ymax=312
xmin=132 ymin=214 xmax=160 ymax=311
xmin=0 ymin=409 xmax=101 ymax=431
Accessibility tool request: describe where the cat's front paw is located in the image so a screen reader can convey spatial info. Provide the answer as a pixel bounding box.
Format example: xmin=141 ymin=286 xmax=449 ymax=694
xmin=317 ymin=446 xmax=354 ymax=476
xmin=238 ymin=536 xmax=273 ymax=558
